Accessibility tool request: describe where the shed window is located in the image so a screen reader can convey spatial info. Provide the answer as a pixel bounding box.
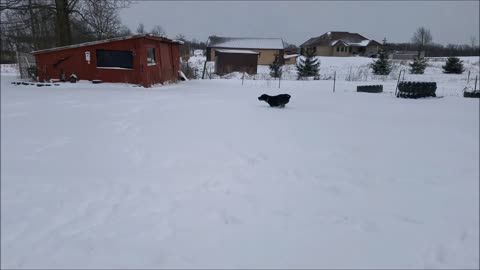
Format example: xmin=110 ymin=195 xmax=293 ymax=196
xmin=336 ymin=47 xmax=340 ymax=52
xmin=96 ymin=50 xmax=133 ymax=69
xmin=147 ymin=48 xmax=156 ymax=65
xmin=349 ymin=47 xmax=352 ymax=53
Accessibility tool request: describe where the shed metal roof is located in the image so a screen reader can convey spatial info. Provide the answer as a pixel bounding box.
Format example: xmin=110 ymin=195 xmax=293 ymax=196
xmin=31 ymin=34 xmax=183 ymax=54
xmin=208 ymin=36 xmax=284 ymax=50
xmin=216 ymin=49 xmax=259 ymax=54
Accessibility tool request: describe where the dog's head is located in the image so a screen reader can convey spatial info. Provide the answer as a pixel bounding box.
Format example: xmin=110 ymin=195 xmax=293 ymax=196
xmin=258 ymin=94 xmax=269 ymax=101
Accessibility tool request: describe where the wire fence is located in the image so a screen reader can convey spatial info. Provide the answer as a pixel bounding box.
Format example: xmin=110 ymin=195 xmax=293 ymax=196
xmin=16 ymin=51 xmax=36 ymax=80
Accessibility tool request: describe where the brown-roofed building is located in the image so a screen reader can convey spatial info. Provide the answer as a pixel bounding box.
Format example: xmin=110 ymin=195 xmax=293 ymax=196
xmin=300 ymin=31 xmax=382 ymax=57
xmin=207 ymin=36 xmax=285 ymax=65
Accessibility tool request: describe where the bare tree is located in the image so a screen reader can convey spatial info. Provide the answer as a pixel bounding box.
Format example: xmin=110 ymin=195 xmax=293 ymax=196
xmin=411 ymin=27 xmax=433 ymax=56
xmin=470 ymin=36 xmax=478 ymax=48
xmin=150 ymin=25 xmax=165 ymax=36
xmin=136 ymin=22 xmax=145 ymax=34
xmin=2 ymin=0 xmax=130 ymax=47
xmin=78 ymin=0 xmax=122 ymax=40
xmin=116 ymin=25 xmax=132 ymax=37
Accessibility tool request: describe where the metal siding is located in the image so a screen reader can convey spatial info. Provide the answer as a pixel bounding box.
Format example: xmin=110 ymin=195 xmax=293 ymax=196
xmin=34 ymin=36 xmax=180 ymax=87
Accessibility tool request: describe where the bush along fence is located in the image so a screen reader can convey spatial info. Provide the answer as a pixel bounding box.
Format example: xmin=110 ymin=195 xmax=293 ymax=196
xmin=463 ymin=75 xmax=479 ymax=98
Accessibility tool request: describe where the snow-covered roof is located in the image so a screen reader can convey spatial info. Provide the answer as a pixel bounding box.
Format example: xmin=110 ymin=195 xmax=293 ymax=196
xmin=331 ymin=39 xmax=371 ymax=47
xmin=284 ymin=54 xmax=299 ymax=59
xmin=348 ymin=40 xmax=371 ymax=47
xmin=216 ymin=49 xmax=259 ymax=54
xmin=31 ymin=34 xmax=182 ymax=54
xmin=208 ymin=36 xmax=284 ymax=50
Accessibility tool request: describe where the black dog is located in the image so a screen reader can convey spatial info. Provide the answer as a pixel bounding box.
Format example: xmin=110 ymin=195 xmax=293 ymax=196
xmin=258 ymin=94 xmax=291 ymax=108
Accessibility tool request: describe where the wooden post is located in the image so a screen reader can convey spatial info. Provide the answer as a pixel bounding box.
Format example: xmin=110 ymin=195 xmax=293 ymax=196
xmin=402 ymin=69 xmax=405 ymax=81
xmin=467 ymin=70 xmax=471 ymax=84
xmin=201 ymin=60 xmax=207 ymax=79
xmin=395 ymin=70 xmax=402 ymax=96
xmin=242 ymin=72 xmax=245 ymax=86
xmin=475 ymin=75 xmax=478 ymax=91
xmin=278 ymin=72 xmax=281 ymax=89
xmin=333 ymin=71 xmax=336 ymax=93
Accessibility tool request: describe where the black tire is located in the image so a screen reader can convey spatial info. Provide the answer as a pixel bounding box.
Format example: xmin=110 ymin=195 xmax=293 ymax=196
xmin=357 ymin=85 xmax=383 ymax=93
xmin=397 ymin=81 xmax=437 ymax=99
xmin=464 ymin=91 xmax=480 ymax=98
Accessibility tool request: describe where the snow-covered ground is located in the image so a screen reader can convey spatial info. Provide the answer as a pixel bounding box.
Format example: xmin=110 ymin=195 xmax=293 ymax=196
xmin=1 ymin=58 xmax=479 ymax=269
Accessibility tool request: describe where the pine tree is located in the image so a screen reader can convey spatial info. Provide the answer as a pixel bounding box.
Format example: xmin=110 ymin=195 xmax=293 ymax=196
xmin=269 ymin=56 xmax=283 ymax=78
xmin=296 ymin=49 xmax=320 ymax=79
xmin=370 ymin=49 xmax=392 ymax=75
xmin=409 ymin=57 xmax=427 ymax=74
xmin=442 ymin=57 xmax=465 ymax=74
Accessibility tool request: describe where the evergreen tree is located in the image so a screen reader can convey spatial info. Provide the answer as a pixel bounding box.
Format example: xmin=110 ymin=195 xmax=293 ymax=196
xmin=442 ymin=57 xmax=465 ymax=74
xmin=409 ymin=57 xmax=427 ymax=74
xmin=296 ymin=49 xmax=320 ymax=79
xmin=370 ymin=49 xmax=392 ymax=75
xmin=269 ymin=56 xmax=283 ymax=78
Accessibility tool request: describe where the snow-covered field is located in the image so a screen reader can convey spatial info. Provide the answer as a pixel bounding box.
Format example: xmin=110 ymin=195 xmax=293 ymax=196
xmin=1 ymin=58 xmax=479 ymax=269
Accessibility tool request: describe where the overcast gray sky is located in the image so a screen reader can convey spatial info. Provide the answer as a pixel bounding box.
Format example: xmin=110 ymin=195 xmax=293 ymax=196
xmin=119 ymin=1 xmax=480 ymax=46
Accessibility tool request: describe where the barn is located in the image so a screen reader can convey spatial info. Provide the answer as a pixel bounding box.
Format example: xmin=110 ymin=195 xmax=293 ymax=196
xmin=214 ymin=49 xmax=259 ymax=75
xmin=206 ymin=36 xmax=285 ymax=65
xmin=32 ymin=34 xmax=183 ymax=88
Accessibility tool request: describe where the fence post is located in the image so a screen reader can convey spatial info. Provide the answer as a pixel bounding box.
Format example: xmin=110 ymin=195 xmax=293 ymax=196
xmin=201 ymin=60 xmax=207 ymax=79
xmin=333 ymin=71 xmax=336 ymax=93
xmin=278 ymin=72 xmax=281 ymax=89
xmin=402 ymin=69 xmax=405 ymax=81
xmin=242 ymin=72 xmax=245 ymax=86
xmin=395 ymin=70 xmax=402 ymax=96
xmin=475 ymin=75 xmax=478 ymax=91
xmin=467 ymin=70 xmax=471 ymax=84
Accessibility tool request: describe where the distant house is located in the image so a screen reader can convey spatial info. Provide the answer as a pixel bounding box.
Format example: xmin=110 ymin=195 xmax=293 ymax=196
xmin=32 ymin=34 xmax=182 ymax=87
xmin=207 ymin=36 xmax=285 ymax=65
xmin=300 ymin=31 xmax=382 ymax=57
xmin=214 ymin=49 xmax=259 ymax=75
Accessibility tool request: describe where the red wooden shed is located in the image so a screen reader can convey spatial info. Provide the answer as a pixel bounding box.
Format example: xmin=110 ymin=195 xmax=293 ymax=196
xmin=32 ymin=34 xmax=183 ymax=88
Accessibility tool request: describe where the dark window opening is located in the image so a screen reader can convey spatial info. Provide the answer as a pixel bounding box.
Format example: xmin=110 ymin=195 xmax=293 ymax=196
xmin=96 ymin=50 xmax=133 ymax=69
xmin=336 ymin=47 xmax=340 ymax=52
xmin=147 ymin=48 xmax=156 ymax=65
xmin=349 ymin=47 xmax=352 ymax=53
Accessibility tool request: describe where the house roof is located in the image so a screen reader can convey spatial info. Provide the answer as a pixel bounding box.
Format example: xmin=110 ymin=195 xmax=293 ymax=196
xmin=31 ymin=34 xmax=183 ymax=54
xmin=216 ymin=49 xmax=259 ymax=54
xmin=208 ymin=36 xmax=284 ymax=50
xmin=301 ymin=31 xmax=381 ymax=48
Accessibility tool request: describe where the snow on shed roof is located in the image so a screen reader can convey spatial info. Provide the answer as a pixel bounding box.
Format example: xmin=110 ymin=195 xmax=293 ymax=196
xmin=216 ymin=49 xmax=259 ymax=54
xmin=284 ymin=54 xmax=299 ymax=59
xmin=31 ymin=34 xmax=183 ymax=54
xmin=208 ymin=36 xmax=284 ymax=50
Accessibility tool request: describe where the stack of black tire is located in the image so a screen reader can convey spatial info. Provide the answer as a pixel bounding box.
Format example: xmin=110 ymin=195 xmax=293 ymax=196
xmin=396 ymin=81 xmax=437 ymax=99
xmin=357 ymin=85 xmax=383 ymax=93
xmin=464 ymin=90 xmax=480 ymax=98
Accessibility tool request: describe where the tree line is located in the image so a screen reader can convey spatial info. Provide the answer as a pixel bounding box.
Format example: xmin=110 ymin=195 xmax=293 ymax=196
xmin=1 ymin=5 xmax=478 ymax=65
xmin=385 ymin=27 xmax=479 ymax=57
